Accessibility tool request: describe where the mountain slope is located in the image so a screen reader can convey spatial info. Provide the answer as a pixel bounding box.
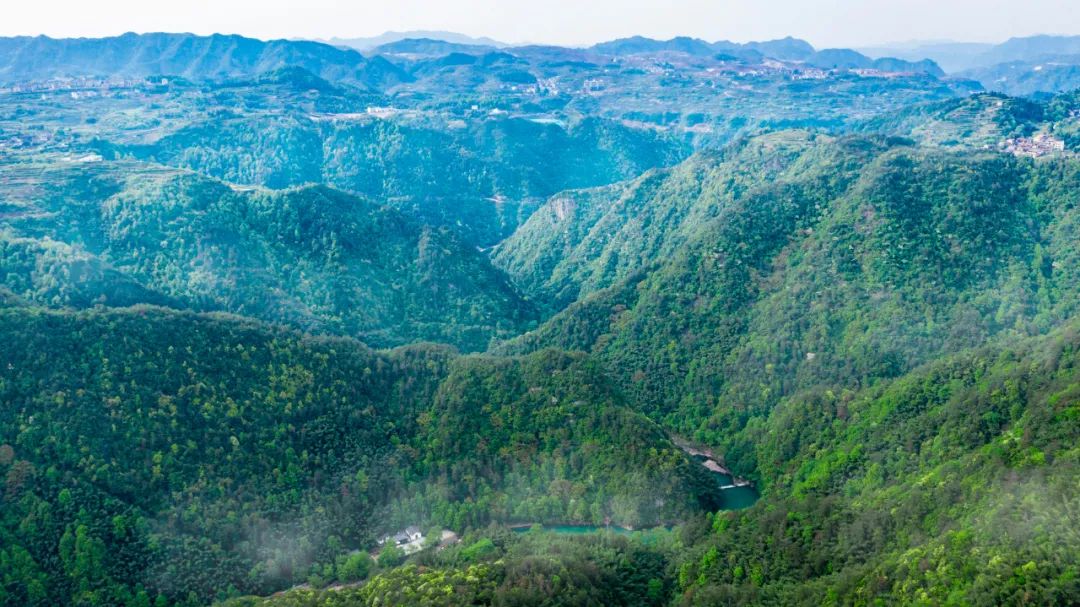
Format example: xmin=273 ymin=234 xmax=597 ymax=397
xmin=128 ymin=114 xmax=691 ymax=246
xmin=0 ymin=163 xmax=534 ymax=350
xmin=492 ymin=131 xmax=861 ymax=310
xmin=233 ymin=323 xmax=1080 ymax=606
xmin=0 ymin=305 xmax=442 ymax=605
xmin=400 ymin=349 xmax=724 ymax=530
xmin=0 ymin=305 xmax=718 ymax=606
xmin=497 ymin=132 xmax=1080 ymax=462
xmin=854 ymin=90 xmax=1080 ymax=153
xmin=673 ymin=323 xmax=1080 ymax=604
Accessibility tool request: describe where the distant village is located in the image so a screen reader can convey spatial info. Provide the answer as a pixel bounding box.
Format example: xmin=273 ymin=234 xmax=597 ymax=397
xmin=0 ymin=76 xmax=157 ymax=95
xmin=1002 ymin=132 xmax=1067 ymax=157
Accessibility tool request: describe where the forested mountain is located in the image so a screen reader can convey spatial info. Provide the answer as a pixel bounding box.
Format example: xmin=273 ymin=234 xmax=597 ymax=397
xmin=855 ymin=90 xmax=1080 ymax=151
xmin=0 ymin=163 xmax=534 ymax=350
xmin=671 ymin=323 xmax=1080 ymax=604
xmin=586 ymin=36 xmax=943 ymax=75
xmin=497 ymin=131 xmax=1080 ymax=448
xmin=1 ymin=27 xmax=1079 ymax=607
xmin=3 ymin=124 xmax=1071 ymax=606
xmin=126 ymin=114 xmax=691 ymax=245
xmin=0 ymin=31 xmax=980 ymax=153
xmin=493 ymin=131 xmax=849 ymax=310
xmin=243 ymin=321 xmax=1079 ymax=607
xmin=0 ymin=33 xmax=410 ymax=89
xmin=0 ymin=305 xmax=439 ymax=605
xmin=0 ymin=305 xmax=716 ymax=605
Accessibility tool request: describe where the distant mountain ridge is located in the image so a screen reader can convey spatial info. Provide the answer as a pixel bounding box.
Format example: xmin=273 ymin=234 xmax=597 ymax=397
xmin=805 ymin=48 xmax=944 ymax=76
xmin=859 ymin=41 xmax=997 ymax=72
xmin=0 ymin=31 xmax=955 ymax=90
xmin=588 ymin=35 xmax=944 ymax=75
xmin=862 ymin=34 xmax=1080 ymax=94
xmin=371 ymin=37 xmax=498 ymax=57
xmin=962 ymin=55 xmax=1080 ymax=97
xmin=973 ymin=35 xmax=1080 ymax=68
xmin=589 ymin=35 xmax=816 ymax=61
xmin=0 ymin=32 xmax=411 ymax=87
xmin=862 ymin=35 xmax=1080 ymax=70
xmin=326 ymin=30 xmax=508 ymax=51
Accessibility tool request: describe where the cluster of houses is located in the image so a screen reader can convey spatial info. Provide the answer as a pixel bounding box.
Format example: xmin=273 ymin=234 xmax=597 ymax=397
xmin=0 ymin=133 xmax=51 ymax=150
xmin=1002 ymin=133 xmax=1067 ymax=158
xmin=0 ymin=77 xmax=149 ymax=95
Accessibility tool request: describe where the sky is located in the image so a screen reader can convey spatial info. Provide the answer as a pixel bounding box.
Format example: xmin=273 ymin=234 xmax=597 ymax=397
xmin=2 ymin=0 xmax=1080 ymax=48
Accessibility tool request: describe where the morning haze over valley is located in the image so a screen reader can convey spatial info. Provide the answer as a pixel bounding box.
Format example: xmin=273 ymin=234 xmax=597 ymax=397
xmin=0 ymin=1 xmax=1078 ymax=606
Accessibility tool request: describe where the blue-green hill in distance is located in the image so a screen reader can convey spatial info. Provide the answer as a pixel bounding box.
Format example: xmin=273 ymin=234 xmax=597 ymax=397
xmin=0 ymin=32 xmax=411 ymax=88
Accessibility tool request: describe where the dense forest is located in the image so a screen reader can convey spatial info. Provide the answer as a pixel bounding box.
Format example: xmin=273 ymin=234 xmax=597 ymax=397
xmin=1 ymin=30 xmax=1080 ymax=607
xmin=127 ymin=114 xmax=691 ymax=246
xmin=0 ymin=165 xmax=535 ymax=350
xmin=497 ymin=133 xmax=1080 ymax=447
xmin=181 ymin=323 xmax=1080 ymax=606
xmin=0 ymin=306 xmax=717 ymax=605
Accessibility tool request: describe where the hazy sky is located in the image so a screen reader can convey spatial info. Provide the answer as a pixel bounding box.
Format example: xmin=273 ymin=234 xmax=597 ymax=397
xmin=3 ymin=0 xmax=1079 ymax=48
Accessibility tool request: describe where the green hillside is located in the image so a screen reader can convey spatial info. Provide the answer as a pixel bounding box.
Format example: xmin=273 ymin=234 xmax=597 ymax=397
xmin=673 ymin=324 xmax=1080 ymax=604
xmin=855 ymin=90 xmax=1080 ymax=152
xmin=128 ymin=114 xmax=691 ymax=245
xmin=209 ymin=324 xmax=1080 ymax=606
xmin=492 ymin=131 xmax=863 ymax=310
xmin=399 ymin=350 xmax=722 ymax=530
xmin=498 ymin=133 xmax=1080 ymax=468
xmin=0 ymin=163 xmax=533 ymax=351
xmin=4 ymin=125 xmax=1080 ymax=607
xmin=1 ymin=29 xmax=1079 ymax=607
xmin=0 ymin=306 xmax=435 ymax=606
xmin=0 ymin=306 xmax=715 ymax=606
